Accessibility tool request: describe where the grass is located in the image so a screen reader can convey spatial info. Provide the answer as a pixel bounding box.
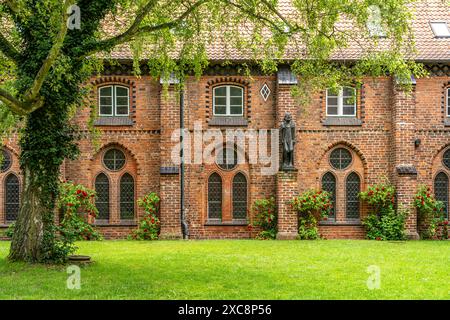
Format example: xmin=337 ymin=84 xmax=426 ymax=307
xmin=0 ymin=240 xmax=449 ymax=299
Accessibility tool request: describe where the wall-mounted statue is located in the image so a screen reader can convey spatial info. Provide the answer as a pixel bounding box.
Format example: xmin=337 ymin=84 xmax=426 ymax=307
xmin=280 ymin=112 xmax=296 ymax=170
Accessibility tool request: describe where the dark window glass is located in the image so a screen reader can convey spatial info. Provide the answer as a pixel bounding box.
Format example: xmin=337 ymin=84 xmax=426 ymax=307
xmin=434 ymin=172 xmax=449 ymax=219
xmin=120 ymin=173 xmax=135 ymax=220
xmin=208 ymin=173 xmax=222 ymax=219
xmin=330 ymin=148 xmax=352 ymax=170
xmin=232 ymin=173 xmax=247 ymax=219
xmin=1 ymin=149 xmax=12 ymax=172
xmin=95 ymin=173 xmax=110 ymax=221
xmin=103 ymin=149 xmax=126 ymax=171
xmin=5 ymin=174 xmax=19 ymax=222
xmin=346 ymin=172 xmax=361 ymax=219
xmin=443 ymin=149 xmax=450 ymax=170
xmin=217 ymin=148 xmax=238 ymax=170
xmin=322 ymin=172 xmax=336 ymax=217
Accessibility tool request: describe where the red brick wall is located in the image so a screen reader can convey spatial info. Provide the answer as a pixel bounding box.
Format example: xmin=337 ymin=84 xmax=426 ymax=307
xmin=1 ymin=69 xmax=450 ymax=241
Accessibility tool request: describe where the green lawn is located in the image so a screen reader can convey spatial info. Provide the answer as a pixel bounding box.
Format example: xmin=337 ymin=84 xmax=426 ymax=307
xmin=0 ymin=240 xmax=449 ymax=299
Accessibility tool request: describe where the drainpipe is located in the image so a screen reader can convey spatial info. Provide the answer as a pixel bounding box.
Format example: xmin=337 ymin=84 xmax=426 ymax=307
xmin=180 ymin=90 xmax=189 ymax=239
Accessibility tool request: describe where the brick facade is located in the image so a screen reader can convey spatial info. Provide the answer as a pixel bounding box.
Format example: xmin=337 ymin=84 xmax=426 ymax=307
xmin=1 ymin=65 xmax=450 ymax=240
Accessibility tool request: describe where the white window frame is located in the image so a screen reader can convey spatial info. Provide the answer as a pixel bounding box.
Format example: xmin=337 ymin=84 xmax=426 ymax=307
xmin=98 ymin=85 xmax=130 ymax=117
xmin=429 ymin=21 xmax=450 ymax=38
xmin=447 ymin=88 xmax=450 ymax=117
xmin=326 ymin=87 xmax=357 ymax=117
xmin=213 ymin=85 xmax=244 ymax=116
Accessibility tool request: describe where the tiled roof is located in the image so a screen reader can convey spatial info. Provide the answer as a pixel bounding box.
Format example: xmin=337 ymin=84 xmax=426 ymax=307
xmin=102 ymin=0 xmax=449 ymax=62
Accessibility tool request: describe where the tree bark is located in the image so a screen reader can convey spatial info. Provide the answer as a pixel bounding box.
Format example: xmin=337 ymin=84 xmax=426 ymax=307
xmin=8 ymin=166 xmax=46 ymax=262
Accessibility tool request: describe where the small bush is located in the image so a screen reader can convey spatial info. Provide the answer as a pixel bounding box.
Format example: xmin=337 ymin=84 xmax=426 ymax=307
xmin=359 ymin=182 xmax=407 ymax=241
xmin=251 ymin=197 xmax=277 ymax=239
xmin=129 ymin=193 xmax=161 ymax=240
xmin=291 ymin=189 xmax=332 ymax=240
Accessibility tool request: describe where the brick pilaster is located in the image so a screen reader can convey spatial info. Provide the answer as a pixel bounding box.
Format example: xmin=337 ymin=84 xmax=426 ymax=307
xmin=391 ymin=79 xmax=419 ymax=239
xmin=276 ymin=171 xmax=298 ymax=239
xmin=159 ymin=85 xmax=182 ymax=239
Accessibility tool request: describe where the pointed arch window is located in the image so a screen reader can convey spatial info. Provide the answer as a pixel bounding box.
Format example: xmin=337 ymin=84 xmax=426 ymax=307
xmin=322 ymin=172 xmax=336 ymax=217
xmin=95 ymin=173 xmax=110 ymax=221
xmin=5 ymin=173 xmax=19 ymax=222
xmin=434 ymin=172 xmax=449 ymax=218
xmin=346 ymin=172 xmax=361 ymax=220
xmin=208 ymin=173 xmax=222 ymax=220
xmin=120 ymin=173 xmax=135 ymax=220
xmin=232 ymin=173 xmax=247 ymax=219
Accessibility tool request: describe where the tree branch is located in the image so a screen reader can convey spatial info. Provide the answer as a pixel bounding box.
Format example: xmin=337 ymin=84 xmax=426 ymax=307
xmin=80 ymin=0 xmax=209 ymax=57
xmin=0 ymin=32 xmax=20 ymax=61
xmin=0 ymin=87 xmax=27 ymax=115
xmin=23 ymin=0 xmax=73 ymax=105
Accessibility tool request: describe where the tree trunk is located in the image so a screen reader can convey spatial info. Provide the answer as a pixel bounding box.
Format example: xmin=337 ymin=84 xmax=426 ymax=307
xmin=8 ymin=166 xmax=47 ymax=262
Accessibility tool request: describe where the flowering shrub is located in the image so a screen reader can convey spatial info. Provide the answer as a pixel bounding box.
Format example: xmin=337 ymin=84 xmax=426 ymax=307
xmin=291 ymin=189 xmax=332 ymax=240
xmin=413 ymin=185 xmax=447 ymax=239
xmin=359 ymin=182 xmax=407 ymax=240
xmin=359 ymin=182 xmax=395 ymax=214
xmin=251 ymin=197 xmax=277 ymax=239
xmin=129 ymin=192 xmax=161 ymax=240
xmin=58 ymin=182 xmax=102 ymax=242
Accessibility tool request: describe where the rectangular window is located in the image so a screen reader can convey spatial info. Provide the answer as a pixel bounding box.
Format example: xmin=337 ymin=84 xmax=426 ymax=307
xmin=213 ymin=85 xmax=244 ymax=116
xmin=447 ymin=88 xmax=450 ymax=117
xmin=326 ymin=87 xmax=356 ymax=117
xmin=99 ymin=85 xmax=129 ymax=116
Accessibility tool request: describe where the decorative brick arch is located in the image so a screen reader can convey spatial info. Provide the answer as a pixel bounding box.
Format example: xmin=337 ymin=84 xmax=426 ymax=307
xmin=93 ymin=142 xmax=139 ymax=170
xmin=205 ymin=77 xmax=252 ymax=122
xmin=317 ymin=141 xmax=368 ymax=171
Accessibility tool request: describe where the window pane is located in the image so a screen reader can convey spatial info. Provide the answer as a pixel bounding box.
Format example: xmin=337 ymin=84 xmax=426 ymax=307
xmin=443 ymin=149 xmax=450 ymax=170
xmin=343 ymin=87 xmax=355 ymax=96
xmin=230 ymin=97 xmax=242 ymax=106
xmin=116 ymin=106 xmax=128 ymax=115
xmin=120 ymin=173 xmax=135 ymax=220
xmin=99 ymin=86 xmax=112 ymax=96
xmin=5 ymin=174 xmax=19 ymax=222
xmin=214 ymin=97 xmax=226 ymax=106
xmin=100 ymin=97 xmax=112 ymax=106
xmin=232 ymin=173 xmax=247 ymax=219
xmin=230 ymin=106 xmax=243 ymax=115
xmin=327 ymin=97 xmax=338 ymax=106
xmin=214 ymin=106 xmax=226 ymax=115
xmin=1 ymin=149 xmax=12 ymax=172
xmin=115 ymin=86 xmax=128 ymax=97
xmin=95 ymin=173 xmax=109 ymax=221
xmin=327 ymin=88 xmax=339 ymax=96
xmin=116 ymin=97 xmax=128 ymax=106
xmin=327 ymin=106 xmax=338 ymax=115
xmin=208 ymin=173 xmax=222 ymax=219
xmin=322 ymin=172 xmax=336 ymax=217
xmin=343 ymin=106 xmax=356 ymax=115
xmin=214 ymin=86 xmax=226 ymax=96
xmin=100 ymin=106 xmax=113 ymax=115
xmin=343 ymin=97 xmax=355 ymax=106
xmin=346 ymin=172 xmax=361 ymax=219
xmin=229 ymin=86 xmax=242 ymax=96
xmin=103 ymin=149 xmax=126 ymax=171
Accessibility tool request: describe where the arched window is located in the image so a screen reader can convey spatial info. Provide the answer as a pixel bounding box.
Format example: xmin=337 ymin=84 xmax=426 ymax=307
xmin=95 ymin=173 xmax=110 ymax=221
xmin=346 ymin=172 xmax=361 ymax=220
xmin=5 ymin=173 xmax=19 ymax=222
xmin=213 ymin=85 xmax=244 ymax=116
xmin=208 ymin=173 xmax=222 ymax=220
xmin=98 ymin=85 xmax=129 ymax=116
xmin=322 ymin=172 xmax=336 ymax=217
xmin=232 ymin=173 xmax=247 ymax=219
xmin=120 ymin=173 xmax=135 ymax=220
xmin=434 ymin=172 xmax=449 ymax=218
xmin=1 ymin=149 xmax=12 ymax=172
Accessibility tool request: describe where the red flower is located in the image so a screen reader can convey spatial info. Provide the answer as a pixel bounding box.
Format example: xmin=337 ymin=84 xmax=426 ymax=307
xmin=247 ymin=224 xmax=253 ymax=231
xmin=76 ymin=190 xmax=82 ymax=194
xmin=444 ymin=220 xmax=449 ymax=226
xmin=376 ymin=237 xmax=381 ymax=241
xmin=323 ymin=216 xmax=328 ymax=221
xmin=82 ymin=191 xmax=88 ymax=197
xmin=151 ymin=218 xmax=155 ymax=224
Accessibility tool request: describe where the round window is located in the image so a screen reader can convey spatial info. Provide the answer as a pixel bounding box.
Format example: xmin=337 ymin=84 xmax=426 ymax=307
xmin=329 ymin=148 xmax=352 ymax=170
xmin=216 ymin=148 xmax=238 ymax=170
xmin=1 ymin=149 xmax=12 ymax=172
xmin=443 ymin=149 xmax=450 ymax=170
xmin=103 ymin=149 xmax=126 ymax=171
